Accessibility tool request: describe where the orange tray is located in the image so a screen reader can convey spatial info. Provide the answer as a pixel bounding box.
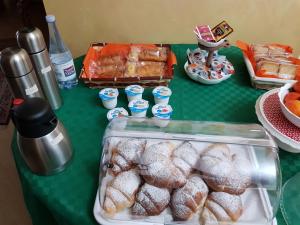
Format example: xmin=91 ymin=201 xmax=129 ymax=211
xmin=79 ymin=43 xmax=177 ymax=87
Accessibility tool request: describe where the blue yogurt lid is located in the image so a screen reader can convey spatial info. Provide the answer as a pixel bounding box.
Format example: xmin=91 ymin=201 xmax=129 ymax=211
xmin=99 ymin=88 xmax=119 ymax=101
xmin=152 ymin=104 xmax=173 ymax=119
xmin=152 ymin=86 xmax=172 ymax=99
xmin=125 ymin=85 xmax=144 ymax=96
xmin=128 ymin=99 xmax=149 ymax=113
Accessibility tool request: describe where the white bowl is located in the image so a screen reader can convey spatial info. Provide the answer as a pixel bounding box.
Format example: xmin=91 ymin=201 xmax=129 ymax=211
xmin=278 ymin=82 xmax=300 ymax=128
xmin=197 ymin=38 xmax=225 ymax=48
xmin=184 ymin=62 xmax=231 ymax=85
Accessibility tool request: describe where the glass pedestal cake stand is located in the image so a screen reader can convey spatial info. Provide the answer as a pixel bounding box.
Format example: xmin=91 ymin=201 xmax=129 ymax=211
xmin=280 ymin=172 xmax=300 ymax=225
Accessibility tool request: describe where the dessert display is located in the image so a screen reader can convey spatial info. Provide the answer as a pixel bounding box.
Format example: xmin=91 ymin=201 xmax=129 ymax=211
xmin=99 ymin=88 xmax=119 ymax=109
xmin=237 ymin=41 xmax=300 ymax=90
xmin=107 ymin=107 xmax=129 ymax=121
xmin=80 ymin=43 xmax=176 ymax=88
xmin=94 ymin=118 xmax=281 ymax=225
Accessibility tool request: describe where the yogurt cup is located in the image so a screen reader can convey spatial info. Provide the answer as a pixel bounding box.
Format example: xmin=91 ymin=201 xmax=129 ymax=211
xmin=99 ymin=88 xmax=119 ymax=109
xmin=152 ymin=104 xmax=173 ymax=127
xmin=152 ymin=86 xmax=172 ymax=105
xmin=128 ymin=99 xmax=149 ymax=117
xmin=152 ymin=104 xmax=173 ymax=119
xmin=107 ymin=107 xmax=129 ymax=121
xmin=125 ymin=85 xmax=144 ymax=102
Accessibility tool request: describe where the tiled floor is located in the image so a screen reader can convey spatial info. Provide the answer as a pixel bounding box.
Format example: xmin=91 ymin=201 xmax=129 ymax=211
xmin=0 ymin=121 xmax=32 ymax=225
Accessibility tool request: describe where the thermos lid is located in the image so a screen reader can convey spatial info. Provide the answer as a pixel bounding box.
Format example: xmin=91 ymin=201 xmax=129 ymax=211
xmin=11 ymin=98 xmax=58 ymax=138
xmin=16 ymin=27 xmax=46 ymax=54
xmin=0 ymin=47 xmax=33 ymax=77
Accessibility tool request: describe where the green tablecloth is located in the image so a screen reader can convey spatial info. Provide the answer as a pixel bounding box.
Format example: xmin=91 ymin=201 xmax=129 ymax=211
xmin=12 ymin=44 xmax=300 ymax=225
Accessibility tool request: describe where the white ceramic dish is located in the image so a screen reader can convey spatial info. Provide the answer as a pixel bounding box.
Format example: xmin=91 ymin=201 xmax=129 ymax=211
xmin=243 ymin=54 xmax=296 ymax=89
xmin=255 ymin=89 xmax=300 ymax=153
xmin=197 ymin=38 xmax=225 ymax=48
xmin=278 ymin=82 xmax=300 ymax=128
xmin=184 ymin=62 xmax=231 ymax=85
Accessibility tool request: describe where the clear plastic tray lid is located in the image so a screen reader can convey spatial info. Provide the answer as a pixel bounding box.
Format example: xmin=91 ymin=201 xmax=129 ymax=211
xmin=97 ymin=118 xmax=281 ymax=225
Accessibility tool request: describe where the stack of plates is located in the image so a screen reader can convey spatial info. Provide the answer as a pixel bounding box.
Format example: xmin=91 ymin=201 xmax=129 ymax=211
xmin=255 ymin=89 xmax=300 ymax=153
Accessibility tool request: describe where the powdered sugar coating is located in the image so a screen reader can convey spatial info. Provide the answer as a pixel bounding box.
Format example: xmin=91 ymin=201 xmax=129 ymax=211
xmin=111 ymin=138 xmax=146 ymax=174
xmin=173 ymin=142 xmax=199 ymax=166
xmin=139 ymin=142 xmax=186 ymax=189
xmin=171 ymin=175 xmax=208 ymax=220
xmin=209 ymin=192 xmax=242 ymax=221
xmin=202 ymin=144 xmax=231 ymax=160
xmin=132 ymin=183 xmax=170 ymax=216
xmin=103 ymin=169 xmax=141 ymax=214
xmin=140 ymin=161 xmax=186 ymax=189
xmin=141 ymin=142 xmax=174 ymax=165
xmin=173 ymin=157 xmax=191 ymax=176
xmin=113 ymin=170 xmax=141 ymax=200
xmin=205 ymin=200 xmax=231 ymax=221
xmin=198 ymin=144 xmax=251 ymax=194
xmin=172 ymin=142 xmax=200 ymax=176
xmin=200 ymin=207 xmax=218 ymax=225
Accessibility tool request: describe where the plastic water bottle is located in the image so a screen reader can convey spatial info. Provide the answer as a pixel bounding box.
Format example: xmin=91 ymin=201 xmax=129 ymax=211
xmin=46 ymin=15 xmax=78 ymax=89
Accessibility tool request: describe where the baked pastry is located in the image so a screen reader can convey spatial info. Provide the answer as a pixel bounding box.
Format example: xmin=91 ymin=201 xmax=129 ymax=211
xmin=103 ymin=169 xmax=141 ymax=215
xmin=97 ymin=55 xmax=125 ymax=66
xmin=200 ymin=192 xmax=243 ymax=225
xmin=259 ymin=61 xmax=279 ymax=75
xmin=125 ymin=61 xmax=166 ymax=77
xmin=110 ymin=138 xmax=146 ymax=175
xmin=198 ymin=144 xmax=251 ymax=195
xmin=139 ymin=142 xmax=186 ymax=189
xmin=171 ymin=174 xmax=208 ymax=221
xmin=95 ymin=64 xmax=125 ymax=77
xmin=278 ymin=64 xmax=297 ymax=80
xmin=138 ymin=47 xmax=168 ymax=62
xmin=172 ymin=142 xmax=199 ymax=177
xmin=132 ymin=183 xmax=170 ymax=216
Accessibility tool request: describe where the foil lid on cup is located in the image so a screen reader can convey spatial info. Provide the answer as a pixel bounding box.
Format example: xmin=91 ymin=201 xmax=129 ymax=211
xmin=152 ymin=104 xmax=173 ymax=119
xmin=99 ymin=88 xmax=119 ymax=101
xmin=125 ymin=85 xmax=144 ymax=96
xmin=152 ymin=86 xmax=172 ymax=99
xmin=128 ymin=99 xmax=149 ymax=113
xmin=107 ymin=107 xmax=128 ymax=121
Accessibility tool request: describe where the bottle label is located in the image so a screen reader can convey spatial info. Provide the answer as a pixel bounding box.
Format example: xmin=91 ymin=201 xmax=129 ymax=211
xmin=25 ymin=84 xmax=39 ymax=96
xmin=53 ymin=60 xmax=76 ymax=82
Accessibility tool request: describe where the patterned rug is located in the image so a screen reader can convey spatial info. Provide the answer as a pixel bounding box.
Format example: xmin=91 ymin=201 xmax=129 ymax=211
xmin=0 ymin=73 xmax=13 ymax=125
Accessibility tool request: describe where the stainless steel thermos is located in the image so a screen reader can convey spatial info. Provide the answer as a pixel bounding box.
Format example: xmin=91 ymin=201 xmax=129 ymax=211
xmin=16 ymin=27 xmax=62 ymax=110
xmin=11 ymin=98 xmax=73 ymax=175
xmin=0 ymin=47 xmax=44 ymax=99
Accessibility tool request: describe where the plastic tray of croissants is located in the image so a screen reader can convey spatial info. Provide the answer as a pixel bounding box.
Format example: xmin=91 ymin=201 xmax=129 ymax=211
xmin=94 ymin=133 xmax=279 ymax=225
